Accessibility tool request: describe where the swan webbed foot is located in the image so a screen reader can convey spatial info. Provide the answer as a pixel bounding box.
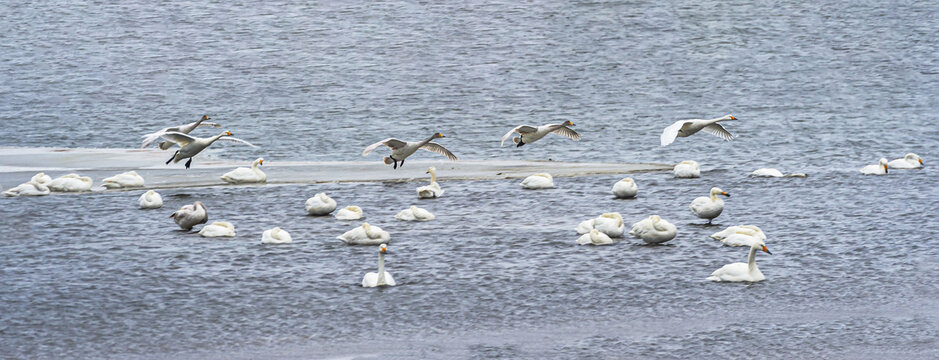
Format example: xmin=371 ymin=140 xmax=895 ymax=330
xmin=185 ymin=158 xmax=192 ymax=169
xmin=166 ymin=151 xmax=178 ymax=165
xmin=516 ymin=140 xmax=525 ymax=147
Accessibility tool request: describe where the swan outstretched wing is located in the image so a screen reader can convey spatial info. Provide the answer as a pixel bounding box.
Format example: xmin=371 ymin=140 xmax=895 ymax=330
xmin=362 ymin=138 xmax=406 ymax=156
xmin=141 ymin=129 xmax=169 ymax=148
xmin=701 ymin=123 xmax=734 ymax=141
xmin=549 ymin=125 xmax=581 ymax=141
xmin=420 ymin=142 xmax=459 ymax=161
xmin=218 ymin=136 xmax=259 ymax=148
xmin=500 ymin=125 xmax=537 ymax=147
xmin=161 ymin=132 xmax=197 ymax=147
xmin=660 ymin=120 xmax=688 ymax=146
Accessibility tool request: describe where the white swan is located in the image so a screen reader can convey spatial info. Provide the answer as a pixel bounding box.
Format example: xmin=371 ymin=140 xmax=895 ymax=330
xmin=500 ymin=121 xmax=581 ymax=147
xmin=394 ymin=205 xmax=436 ymax=221
xmin=576 ymin=229 xmax=614 ymax=246
xmin=161 ymin=130 xmax=258 ymax=169
xmin=628 ymin=215 xmax=677 ymax=244
xmin=860 ymin=158 xmax=889 ymax=175
xmin=2 ymin=180 xmax=50 ymax=197
xmin=887 ymin=153 xmax=923 ymax=169
xmin=660 ymin=115 xmax=737 ymax=146
xmin=140 ymin=115 xmax=221 ymax=150
xmin=362 ymin=244 xmax=396 ymax=287
xmin=335 ymin=206 xmax=364 ymax=220
xmin=30 ymin=172 xmax=53 ymax=185
xmin=305 ymin=192 xmax=337 ymax=215
xmin=48 ymin=174 xmax=93 ymax=192
xmin=673 ymin=160 xmax=700 ymax=178
xmin=750 ymin=168 xmax=807 ymax=178
xmin=416 ymin=166 xmax=444 ymax=199
xmin=138 ymin=190 xmax=163 ymax=209
xmin=170 ymin=201 xmax=207 ymax=230
xmin=690 ymin=187 xmax=730 ymax=224
xmin=261 ymin=227 xmax=292 ymax=244
xmin=362 ymin=133 xmax=458 ymax=169
xmin=338 ymin=222 xmax=391 ymax=245
xmin=199 ymin=221 xmax=236 ymax=237
xmin=707 ymin=240 xmax=772 ymax=282
xmin=102 ymin=171 xmax=145 ymax=189
xmin=520 ymin=173 xmax=554 ymax=189
xmin=220 ymin=158 xmax=266 ymax=184
xmin=575 ymin=212 xmax=625 ymax=238
xmin=710 ymin=225 xmax=766 ymax=242
xmin=611 ymin=178 xmax=638 ymax=198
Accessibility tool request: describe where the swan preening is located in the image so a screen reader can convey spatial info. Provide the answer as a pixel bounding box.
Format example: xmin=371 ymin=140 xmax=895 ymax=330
xmin=711 ymin=225 xmax=766 ymax=247
xmin=362 ymin=133 xmax=458 ymax=169
xmin=2 ymin=180 xmax=50 ymax=197
xmin=138 ymin=190 xmax=163 ymax=209
xmin=31 ymin=172 xmax=53 ymax=185
xmin=576 ymin=229 xmax=615 ymax=246
xmin=690 ymin=187 xmax=729 ymax=224
xmin=171 ymin=201 xmax=207 ymax=230
xmin=500 ymin=121 xmax=581 ymax=147
xmin=395 ymin=205 xmax=435 ymax=221
xmin=750 ymin=168 xmax=807 ymax=178
xmin=305 ymin=193 xmax=337 ymax=215
xmin=199 ymin=221 xmax=236 ymax=237
xmin=417 ymin=167 xmax=444 ymax=199
xmin=707 ymin=240 xmax=772 ymax=282
xmin=660 ymin=115 xmax=737 ymax=146
xmin=612 ymin=178 xmax=638 ymax=198
xmin=161 ymin=130 xmax=258 ymax=169
xmin=261 ymin=227 xmax=292 ymax=244
xmin=335 ymin=206 xmax=364 ymax=220
xmin=362 ymin=244 xmax=396 ymax=287
xmin=338 ymin=222 xmax=390 ymax=245
xmin=48 ymin=174 xmax=93 ymax=192
xmin=220 ymin=158 xmax=266 ymax=184
xmin=520 ymin=173 xmax=554 ymax=189
xmin=102 ymin=171 xmax=145 ymax=189
xmin=576 ymin=212 xmax=625 ymax=238
xmin=140 ymin=115 xmax=220 ymax=150
xmin=887 ymin=153 xmax=924 ymax=169
xmin=628 ymin=215 xmax=677 ymax=243
xmin=673 ymin=161 xmax=700 ymax=178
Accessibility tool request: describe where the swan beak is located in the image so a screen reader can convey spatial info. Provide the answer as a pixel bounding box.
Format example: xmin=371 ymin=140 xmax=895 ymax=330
xmin=762 ymin=245 xmax=772 ymax=255
xmin=203 ymin=115 xmax=210 ymax=120
xmin=919 ymin=158 xmax=923 ymax=165
xmin=730 ymin=116 xmax=736 ymax=120
xmin=225 ymin=131 xmax=232 ymax=136
xmin=259 ymin=159 xmax=263 ymax=165
xmin=884 ymin=165 xmax=889 ymax=173
xmin=721 ymin=191 xmax=730 ymax=197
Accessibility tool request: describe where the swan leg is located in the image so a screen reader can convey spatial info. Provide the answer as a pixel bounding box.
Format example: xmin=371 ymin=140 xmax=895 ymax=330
xmin=400 ymin=158 xmax=405 ymax=168
xmin=166 ymin=151 xmax=178 ymax=165
xmin=185 ymin=157 xmax=192 ymax=169
xmin=390 ymin=155 xmax=398 ymax=169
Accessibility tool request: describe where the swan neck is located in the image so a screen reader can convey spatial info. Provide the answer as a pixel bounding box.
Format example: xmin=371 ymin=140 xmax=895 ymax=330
xmin=747 ymin=246 xmax=758 ymax=270
xmin=377 ymin=252 xmax=386 ymax=285
xmin=429 ymin=170 xmax=437 ymax=183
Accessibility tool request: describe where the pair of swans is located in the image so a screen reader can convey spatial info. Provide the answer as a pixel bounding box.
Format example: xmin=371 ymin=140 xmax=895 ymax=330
xmin=262 ymin=227 xmax=292 ymax=244
xmin=611 ymin=178 xmax=638 ymax=198
xmin=395 ymin=205 xmax=435 ymax=221
xmin=750 ymin=168 xmax=807 ymax=178
xmin=161 ymin=131 xmax=257 ymax=168
xmin=520 ymin=173 xmax=554 ymax=189
xmin=887 ymin=153 xmax=924 ymax=169
xmin=363 ymin=133 xmax=458 ymax=169
xmin=170 ymin=201 xmax=207 ymax=230
xmin=338 ymin=222 xmax=390 ymax=245
xmin=103 ymin=171 xmax=145 ymax=189
xmin=48 ymin=174 xmax=93 ymax=192
xmin=3 ymin=173 xmax=52 ymax=197
xmin=221 ymin=158 xmax=266 ymax=184
xmin=661 ymin=115 xmax=737 ymax=146
xmin=199 ymin=222 xmax=236 ymax=237
xmin=416 ymin=167 xmax=444 ymax=199
xmin=711 ymin=225 xmax=766 ymax=247
xmin=138 ymin=190 xmax=163 ymax=209
xmin=690 ymin=187 xmax=730 ymax=224
xmin=305 ymin=193 xmax=338 ymax=215
xmin=628 ymin=215 xmax=677 ymax=243
xmin=576 ymin=212 xmax=625 ymax=238
xmin=674 ymin=161 xmax=700 ymax=178
xmin=140 ymin=115 xmax=220 ymax=150
xmin=335 ymin=206 xmax=364 ymax=220
xmin=707 ymin=240 xmax=772 ymax=282
xmin=500 ymin=121 xmax=581 ymax=147
xmin=362 ymin=244 xmax=396 ymax=287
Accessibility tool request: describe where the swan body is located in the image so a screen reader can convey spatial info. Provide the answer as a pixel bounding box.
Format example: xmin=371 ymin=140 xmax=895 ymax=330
xmin=520 ymin=173 xmax=554 ymax=189
xmin=750 ymin=168 xmax=807 ymax=178
xmin=690 ymin=187 xmax=730 ymax=224
xmin=170 ymin=201 xmax=207 ymax=230
xmin=362 ymin=133 xmax=457 ymax=169
xmin=628 ymin=215 xmax=677 ymax=244
xmin=500 ymin=121 xmax=581 ymax=147
xmin=48 ymin=174 xmax=93 ymax=192
xmin=161 ymin=130 xmax=258 ymax=169
xmin=2 ymin=180 xmax=50 ymax=197
xmin=416 ymin=167 xmax=444 ymax=198
xmin=31 ymin=172 xmax=53 ymax=185
xmin=102 ymin=171 xmax=145 ymax=189
xmin=674 ymin=160 xmax=700 ymax=178
xmin=611 ymin=178 xmax=638 ymax=198
xmin=887 ymin=153 xmax=923 ymax=169
xmin=261 ymin=227 xmax=292 ymax=244
xmin=576 ymin=229 xmax=614 ymax=246
xmin=394 ymin=205 xmax=435 ymax=221
xmin=220 ymin=158 xmax=266 ymax=184
xmin=198 ymin=221 xmax=236 ymax=237
xmin=707 ymin=241 xmax=772 ymax=282
xmin=362 ymin=244 xmax=396 ymax=287
xmin=710 ymin=225 xmax=766 ymax=242
xmin=860 ymin=158 xmax=889 ymax=175
xmin=141 ymin=115 xmax=221 ymax=150
xmin=138 ymin=190 xmax=163 ymax=209
xmin=660 ymin=115 xmax=737 ymax=146
xmin=305 ymin=193 xmax=337 ymax=215
xmin=338 ymin=222 xmax=391 ymax=245
xmin=335 ymin=206 xmax=364 ymax=220
xmin=576 ymin=212 xmax=625 ymax=238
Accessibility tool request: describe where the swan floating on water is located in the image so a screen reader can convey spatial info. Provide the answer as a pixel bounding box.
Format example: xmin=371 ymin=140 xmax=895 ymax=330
xmin=394 ymin=205 xmax=435 ymax=221
xmin=338 ymin=222 xmax=391 ymax=245
xmin=335 ymin=206 xmax=364 ymax=220
xmin=576 ymin=212 xmax=625 ymax=238
xmin=673 ymin=161 xmax=700 ymax=178
xmin=362 ymin=133 xmax=458 ymax=169
xmin=2 ymin=180 xmax=50 ymax=197
xmin=887 ymin=153 xmax=923 ymax=169
xmin=161 ymin=130 xmax=258 ymax=168
xmin=860 ymin=158 xmax=889 ymax=175
xmin=199 ymin=221 xmax=236 ymax=237
xmin=660 ymin=115 xmax=737 ymax=146
xmin=520 ymin=173 xmax=554 ymax=189
xmin=102 ymin=171 xmax=145 ymax=189
xmin=690 ymin=187 xmax=730 ymax=224
xmin=48 ymin=174 xmax=93 ymax=192
xmin=711 ymin=225 xmax=766 ymax=247
xmin=417 ymin=166 xmax=444 ymax=199
xmin=628 ymin=215 xmax=677 ymax=243
xmin=170 ymin=201 xmax=207 ymax=230
xmin=611 ymin=178 xmax=638 ymax=198
xmin=707 ymin=240 xmax=772 ymax=282
xmin=750 ymin=168 xmax=807 ymax=178
xmin=221 ymin=158 xmax=266 ymax=184
xmin=261 ymin=227 xmax=292 ymax=244
xmin=576 ymin=229 xmax=614 ymax=246
xmin=362 ymin=244 xmax=396 ymax=287
xmin=305 ymin=193 xmax=337 ymax=215
xmin=500 ymin=121 xmax=581 ymax=147
xmin=141 ymin=115 xmax=221 ymax=150
xmin=138 ymin=190 xmax=163 ymax=209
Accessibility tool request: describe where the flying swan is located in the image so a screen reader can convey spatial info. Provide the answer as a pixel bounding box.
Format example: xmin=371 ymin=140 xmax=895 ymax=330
xmin=161 ymin=131 xmax=258 ymax=169
xmin=140 ymin=115 xmax=221 ymax=150
xmin=500 ymin=121 xmax=581 ymax=147
xmin=661 ymin=115 xmax=737 ymax=146
xmin=362 ymin=133 xmax=458 ymax=169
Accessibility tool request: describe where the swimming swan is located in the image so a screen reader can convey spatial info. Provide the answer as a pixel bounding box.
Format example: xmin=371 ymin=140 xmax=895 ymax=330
xmin=138 ymin=190 xmax=163 ymax=209
xmin=161 ymin=131 xmax=258 ymax=169
xmin=711 ymin=225 xmax=766 ymax=241
xmin=199 ymin=221 xmax=236 ymax=237
xmin=690 ymin=187 xmax=730 ymax=224
xmin=102 ymin=171 xmax=145 ymax=189
xmin=887 ymin=153 xmax=923 ymax=169
xmin=170 ymin=201 xmax=207 ymax=230
xmin=220 ymin=158 xmax=266 ymax=184
xmin=395 ymin=205 xmax=436 ymax=221
xmin=335 ymin=206 xmax=364 ymax=220
xmin=860 ymin=158 xmax=889 ymax=175
xmin=362 ymin=244 xmax=396 ymax=287
xmin=628 ymin=215 xmax=677 ymax=243
xmin=707 ymin=240 xmax=772 ymax=282
xmin=305 ymin=193 xmax=337 ymax=215
xmin=674 ymin=160 xmax=700 ymax=178
xmin=750 ymin=168 xmax=807 ymax=178
xmin=140 ymin=115 xmax=221 ymax=150
xmin=261 ymin=227 xmax=292 ymax=244
xmin=48 ymin=174 xmax=93 ymax=192
xmin=338 ymin=222 xmax=391 ymax=245
xmin=520 ymin=173 xmax=554 ymax=189
xmin=362 ymin=133 xmax=458 ymax=169
xmin=660 ymin=115 xmax=737 ymax=146
xmin=500 ymin=121 xmax=581 ymax=147
xmin=576 ymin=212 xmax=625 ymax=238
xmin=611 ymin=178 xmax=638 ymax=198
xmin=576 ymin=229 xmax=615 ymax=246
xmin=417 ymin=166 xmax=444 ymax=199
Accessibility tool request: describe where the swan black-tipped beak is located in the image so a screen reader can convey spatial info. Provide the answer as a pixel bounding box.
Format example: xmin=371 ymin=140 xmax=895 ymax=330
xmin=721 ymin=192 xmax=730 ymax=197
xmin=762 ymin=245 xmax=772 ymax=255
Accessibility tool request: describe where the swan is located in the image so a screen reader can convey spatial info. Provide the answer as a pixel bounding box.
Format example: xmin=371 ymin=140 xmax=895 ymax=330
xmin=2 ymin=180 xmax=50 ymax=197
xmin=575 ymin=212 xmax=625 ymax=238
xmin=394 ymin=205 xmax=435 ymax=221
xmin=48 ymin=174 xmax=93 ymax=192
xmin=140 ymin=115 xmax=221 ymax=150
xmin=416 ymin=166 xmax=444 ymax=199
xmin=138 ymin=190 xmax=163 ymax=209
xmin=707 ymin=240 xmax=772 ymax=282
xmin=750 ymin=168 xmax=808 ymax=178
xmin=30 ymin=172 xmax=52 ymax=186
xmin=628 ymin=215 xmax=677 ymax=243
xmin=611 ymin=178 xmax=638 ymax=198
xmin=305 ymin=193 xmax=337 ymax=215
xmin=710 ymin=225 xmax=766 ymax=242
xmin=198 ymin=221 xmax=236 ymax=237
xmin=690 ymin=187 xmax=730 ymax=224
xmin=860 ymin=158 xmax=889 ymax=175
xmin=362 ymin=244 xmax=396 ymax=287
xmin=520 ymin=173 xmax=554 ymax=189
xmin=220 ymin=158 xmax=266 ymax=184
xmin=102 ymin=171 xmax=145 ymax=189
xmin=500 ymin=121 xmax=581 ymax=147
xmin=335 ymin=206 xmax=364 ymax=220
xmin=887 ymin=153 xmax=924 ymax=169
xmin=338 ymin=222 xmax=391 ymax=245
xmin=362 ymin=133 xmax=458 ymax=169
xmin=161 ymin=131 xmax=258 ymax=169
xmin=261 ymin=227 xmax=292 ymax=244
xmin=576 ymin=229 xmax=615 ymax=246
xmin=673 ymin=160 xmax=700 ymax=178
xmin=660 ymin=115 xmax=737 ymax=146
xmin=170 ymin=201 xmax=207 ymax=230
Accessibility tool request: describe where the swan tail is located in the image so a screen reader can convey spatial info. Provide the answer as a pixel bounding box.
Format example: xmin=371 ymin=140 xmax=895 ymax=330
xmin=383 ymin=157 xmax=394 ymax=165
xmin=513 ymin=137 xmax=521 ymax=144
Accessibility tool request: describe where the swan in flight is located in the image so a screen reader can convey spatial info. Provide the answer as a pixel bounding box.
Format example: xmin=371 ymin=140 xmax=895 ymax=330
xmin=707 ymin=240 xmax=772 ymax=282
xmin=220 ymin=158 xmax=266 ymax=184
xmin=500 ymin=121 xmax=581 ymax=147
xmin=48 ymin=174 xmax=93 ymax=192
xmin=628 ymin=215 xmax=677 ymax=244
xmin=860 ymin=158 xmax=889 ymax=175
xmin=711 ymin=225 xmax=766 ymax=247
xmin=362 ymin=244 xmax=396 ymax=287
xmin=417 ymin=166 xmax=444 ymax=199
xmin=261 ymin=227 xmax=292 ymax=244
xmin=611 ymin=178 xmax=638 ymax=198
xmin=520 ymin=173 xmax=554 ymax=189
xmin=674 ymin=161 xmax=700 ymax=178
xmin=887 ymin=153 xmax=923 ymax=169
xmin=2 ymin=180 xmax=50 ymax=197
xmin=161 ymin=130 xmax=258 ymax=169
xmin=362 ymin=133 xmax=457 ymax=169
xmin=138 ymin=190 xmax=163 ymax=209
xmin=199 ymin=221 xmax=236 ymax=238
xmin=335 ymin=206 xmax=364 ymax=220
xmin=576 ymin=229 xmax=615 ymax=246
xmin=170 ymin=201 xmax=207 ymax=230
xmin=102 ymin=171 xmax=145 ymax=189
xmin=660 ymin=115 xmax=737 ymax=146
xmin=305 ymin=193 xmax=337 ymax=216
xmin=395 ymin=205 xmax=436 ymax=221
xmin=576 ymin=212 xmax=625 ymax=238
xmin=690 ymin=187 xmax=730 ymax=224
xmin=140 ymin=115 xmax=221 ymax=150
xmin=750 ymin=168 xmax=807 ymax=178
xmin=338 ymin=222 xmax=391 ymax=245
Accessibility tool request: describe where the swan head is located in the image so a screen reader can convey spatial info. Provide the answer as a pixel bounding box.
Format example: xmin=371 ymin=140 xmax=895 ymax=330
xmin=563 ymin=120 xmax=574 ymax=126
xmin=905 ymin=153 xmax=923 ymax=165
xmin=649 ymin=215 xmax=661 ymax=223
xmin=710 ymin=187 xmax=730 ymax=197
xmin=193 ymin=201 xmax=207 ymax=212
xmin=345 ymin=206 xmax=363 ymax=214
xmin=409 ymin=205 xmax=419 ymax=211
xmin=426 ymin=166 xmax=436 ymax=174
xmin=878 ymin=158 xmax=889 ymax=172
xmin=255 ymin=158 xmax=264 ymax=166
xmin=433 ymin=132 xmax=445 ymax=139
xmin=533 ymin=173 xmax=553 ymax=179
xmin=361 ymin=222 xmax=371 ymax=231
xmin=145 ymin=190 xmax=156 ymax=196
xmin=619 ymin=177 xmax=635 ymax=185
xmin=201 ymin=115 xmax=210 ymax=120
xmin=752 ymin=241 xmax=772 ymax=255
xmin=379 ymin=244 xmax=388 ymax=253
xmin=723 ymin=115 xmax=736 ymax=120
xmin=678 ymin=160 xmax=699 ymax=168
xmin=222 ymin=131 xmax=232 ymax=136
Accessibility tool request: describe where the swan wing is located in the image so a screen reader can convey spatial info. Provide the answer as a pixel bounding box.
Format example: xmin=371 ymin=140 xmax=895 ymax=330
xmin=197 ymin=122 xmax=222 ymax=128
xmin=160 ymin=132 xmax=196 ymax=147
xmin=549 ymin=126 xmax=581 ymax=141
xmin=500 ymin=126 xmax=536 ymax=146
xmin=218 ymin=136 xmax=259 ymax=148
xmin=660 ymin=121 xmax=687 ymax=146
xmin=362 ymin=138 xmax=405 ymax=155
xmin=420 ymin=142 xmax=459 ymax=161
xmin=701 ymin=123 xmax=734 ymax=141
